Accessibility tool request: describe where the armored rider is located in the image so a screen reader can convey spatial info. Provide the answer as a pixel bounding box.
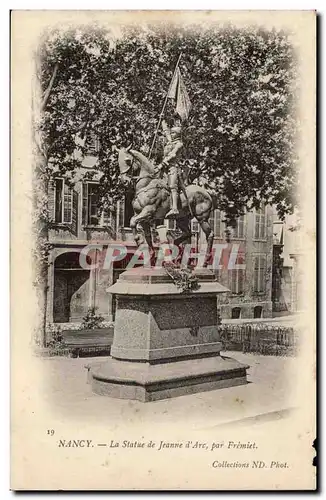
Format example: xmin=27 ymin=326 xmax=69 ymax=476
xmin=157 ymin=118 xmax=184 ymax=218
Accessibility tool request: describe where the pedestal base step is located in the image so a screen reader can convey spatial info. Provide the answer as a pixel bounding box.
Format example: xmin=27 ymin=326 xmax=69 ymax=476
xmin=87 ymin=355 xmax=249 ymax=402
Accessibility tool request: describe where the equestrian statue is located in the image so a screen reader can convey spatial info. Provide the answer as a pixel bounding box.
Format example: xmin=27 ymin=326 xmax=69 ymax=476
xmin=118 ymin=122 xmax=216 ymax=266
xmin=117 ymin=54 xmax=218 ymax=266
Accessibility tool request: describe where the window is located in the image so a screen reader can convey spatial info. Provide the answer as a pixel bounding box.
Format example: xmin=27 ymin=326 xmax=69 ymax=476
xmin=124 ymin=192 xmax=134 ymax=228
xmin=82 ymin=182 xmax=113 ymax=228
xmin=228 ymin=269 xmax=245 ymax=294
xmin=254 ymin=205 xmax=267 ymax=239
xmin=253 ymin=255 xmax=267 ymax=293
xmin=85 ymin=131 xmax=100 ymax=154
xmin=165 ymin=218 xmax=176 ymax=230
xmin=117 ymin=193 xmax=134 ymax=229
xmin=233 ymin=214 xmax=245 ymax=239
xmin=54 ymin=179 xmax=73 ymax=224
xmin=88 ymin=183 xmax=101 ymax=225
xmin=231 ymin=307 xmax=241 ymax=319
xmin=82 ymin=182 xmax=101 ymax=226
xmin=99 ymin=209 xmax=114 ymax=228
xmin=254 ymin=306 xmax=263 ymax=318
xmin=191 ymin=219 xmax=199 ymax=233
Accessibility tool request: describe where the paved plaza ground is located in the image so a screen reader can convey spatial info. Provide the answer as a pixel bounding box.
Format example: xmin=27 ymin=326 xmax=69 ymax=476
xmin=40 ymin=350 xmax=300 ymax=430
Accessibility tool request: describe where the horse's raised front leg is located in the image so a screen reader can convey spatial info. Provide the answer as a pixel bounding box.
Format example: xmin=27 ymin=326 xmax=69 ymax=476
xmin=130 ymin=219 xmax=142 ymax=247
xmin=142 ymin=222 xmax=155 ymax=264
xmin=198 ymin=217 xmax=214 ymax=268
xmin=130 ymin=206 xmax=155 ymax=250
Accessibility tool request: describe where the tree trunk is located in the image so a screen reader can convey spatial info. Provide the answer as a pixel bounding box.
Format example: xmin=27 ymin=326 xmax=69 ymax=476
xmin=32 ymin=59 xmax=58 ymax=347
xmin=33 ymin=152 xmax=50 ymax=347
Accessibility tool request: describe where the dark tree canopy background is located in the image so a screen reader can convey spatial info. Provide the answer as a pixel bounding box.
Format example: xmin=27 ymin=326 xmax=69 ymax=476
xmin=37 ymin=22 xmax=299 ymax=225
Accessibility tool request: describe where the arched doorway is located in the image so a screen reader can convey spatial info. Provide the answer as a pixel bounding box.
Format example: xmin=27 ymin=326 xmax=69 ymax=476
xmin=231 ymin=307 xmax=241 ymax=319
xmin=254 ymin=306 xmax=263 ymax=319
xmin=53 ymin=252 xmax=90 ymax=323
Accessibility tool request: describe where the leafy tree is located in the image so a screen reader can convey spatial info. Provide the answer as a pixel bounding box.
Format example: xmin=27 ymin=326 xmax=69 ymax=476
xmin=32 ymin=25 xmax=112 ymax=343
xmin=33 ymin=23 xmax=299 ymax=341
xmin=38 ymin=22 xmax=299 ymax=220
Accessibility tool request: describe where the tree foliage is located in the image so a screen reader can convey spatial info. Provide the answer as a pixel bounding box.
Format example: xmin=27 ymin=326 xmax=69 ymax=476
xmin=37 ymin=22 xmax=299 ymax=224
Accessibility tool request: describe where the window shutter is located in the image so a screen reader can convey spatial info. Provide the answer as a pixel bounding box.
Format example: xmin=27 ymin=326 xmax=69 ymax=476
xmin=233 ymin=216 xmax=243 ymax=239
xmin=253 ymin=255 xmax=266 ymax=292
xmin=260 ymin=255 xmax=267 ymax=292
xmin=82 ymin=183 xmax=88 ymax=226
xmin=233 ymin=271 xmax=237 ymax=293
xmin=259 ymin=257 xmax=263 ymax=291
xmin=214 ymin=210 xmax=221 ymax=237
xmin=63 ymin=182 xmax=73 ymax=223
xmin=254 ymin=205 xmax=266 ymax=239
xmin=261 ymin=211 xmax=266 ymax=239
xmin=109 ymin=209 xmax=115 ymax=230
xmin=238 ymin=269 xmax=244 ymax=293
xmin=233 ymin=219 xmax=238 ymax=239
xmin=48 ymin=179 xmax=56 ymax=222
xmin=254 ymin=213 xmax=260 ymax=239
xmin=228 ymin=270 xmax=237 ymax=294
xmin=101 ymin=208 xmax=109 ymax=226
xmin=71 ymin=190 xmax=78 ymax=235
xmin=88 ymin=183 xmax=100 ymax=226
xmin=228 ymin=270 xmax=232 ymax=291
xmin=238 ymin=215 xmax=245 ymax=238
xmin=253 ymin=256 xmax=259 ymax=292
xmin=117 ymin=199 xmax=125 ymax=229
xmin=208 ymin=211 xmax=214 ymax=232
xmin=54 ymin=178 xmax=63 ymax=223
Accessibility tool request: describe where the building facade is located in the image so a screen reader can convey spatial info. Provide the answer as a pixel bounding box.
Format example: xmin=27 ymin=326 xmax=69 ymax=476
xmin=272 ymin=211 xmax=304 ymax=314
xmin=194 ymin=205 xmax=274 ymax=320
xmin=47 ymin=178 xmax=137 ymax=326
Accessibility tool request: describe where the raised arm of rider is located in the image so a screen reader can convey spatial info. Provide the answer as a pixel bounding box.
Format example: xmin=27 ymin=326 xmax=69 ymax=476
xmin=162 ymin=120 xmax=172 ymax=142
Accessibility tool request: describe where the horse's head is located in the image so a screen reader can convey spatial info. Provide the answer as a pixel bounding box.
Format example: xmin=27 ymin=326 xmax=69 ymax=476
xmin=118 ymin=145 xmax=135 ymax=188
xmin=118 ymin=145 xmax=156 ymax=189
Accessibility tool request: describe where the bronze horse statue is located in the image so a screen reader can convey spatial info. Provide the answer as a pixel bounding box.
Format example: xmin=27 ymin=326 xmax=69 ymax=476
xmin=118 ymin=147 xmax=216 ymax=264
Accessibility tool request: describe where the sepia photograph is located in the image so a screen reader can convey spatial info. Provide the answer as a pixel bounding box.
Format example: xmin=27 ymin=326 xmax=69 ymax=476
xmin=10 ymin=10 xmax=316 ymax=490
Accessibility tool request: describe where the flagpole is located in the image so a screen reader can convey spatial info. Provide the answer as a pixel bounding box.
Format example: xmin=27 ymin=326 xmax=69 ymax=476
xmin=148 ymin=52 xmax=182 ymax=160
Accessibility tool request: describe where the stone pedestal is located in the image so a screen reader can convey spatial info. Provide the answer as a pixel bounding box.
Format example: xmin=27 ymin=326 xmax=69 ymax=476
xmin=88 ymin=268 xmax=249 ymax=402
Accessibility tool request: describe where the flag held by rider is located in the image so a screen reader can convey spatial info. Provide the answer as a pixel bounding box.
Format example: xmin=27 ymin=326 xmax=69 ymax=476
xmin=167 ymin=66 xmax=191 ymax=122
xmin=148 ymin=55 xmax=191 ymax=159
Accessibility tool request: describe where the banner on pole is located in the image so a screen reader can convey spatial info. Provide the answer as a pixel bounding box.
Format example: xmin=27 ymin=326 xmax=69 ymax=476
xmin=167 ymin=67 xmax=191 ymax=121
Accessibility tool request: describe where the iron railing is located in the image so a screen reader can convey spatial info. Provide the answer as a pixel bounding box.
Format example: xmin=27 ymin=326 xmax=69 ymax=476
xmin=218 ymin=323 xmax=296 ymax=356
